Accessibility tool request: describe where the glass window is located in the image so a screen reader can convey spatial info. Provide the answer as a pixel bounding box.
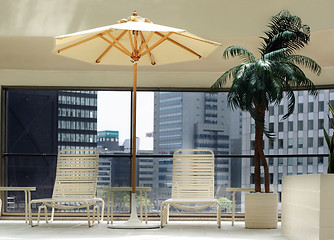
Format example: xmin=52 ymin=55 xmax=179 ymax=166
xmin=288 ymin=158 xmax=294 ymax=166
xmin=308 ymin=102 xmax=314 ymax=112
xmin=319 ymin=119 xmax=324 ymax=129
xmin=278 ymin=158 xmax=284 ymax=166
xmin=278 ymin=122 xmax=283 ymax=132
xmin=318 ymin=157 xmax=324 ymax=165
xmin=308 ymin=137 xmax=313 ymax=148
xmin=298 ymin=138 xmax=303 ymax=148
xmin=298 ymin=103 xmax=303 ymax=113
xmin=279 ymin=105 xmax=284 ymax=115
xmin=308 ymin=120 xmax=313 ymax=130
xmin=269 ymin=139 xmax=274 ymax=149
xmin=307 ymin=158 xmax=313 ymax=165
xmin=288 ymin=138 xmax=293 ymax=149
xmin=297 ymin=158 xmax=303 ymax=165
xmin=288 ymin=121 xmax=293 ymax=131
xmin=278 ymin=173 xmax=283 ymax=184
xmin=251 ymin=124 xmax=255 ymax=134
xmin=319 ymin=101 xmax=324 ymax=111
xmin=269 ymin=106 xmax=274 ymax=116
xmin=269 ymin=122 xmax=274 ymax=132
xmin=318 ymin=137 xmax=324 ymax=147
xmin=278 ymin=139 xmax=284 ymax=149
xmin=298 ymin=120 xmax=303 ymax=131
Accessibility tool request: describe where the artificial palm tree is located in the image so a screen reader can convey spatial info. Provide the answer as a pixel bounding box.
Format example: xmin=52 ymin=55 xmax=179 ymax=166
xmin=211 ymin=10 xmax=321 ymax=193
xmin=324 ymin=103 xmax=334 ymax=173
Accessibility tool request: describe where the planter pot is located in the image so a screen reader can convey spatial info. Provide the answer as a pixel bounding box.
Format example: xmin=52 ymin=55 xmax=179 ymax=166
xmin=282 ymin=174 xmax=334 ymax=240
xmin=245 ymin=192 xmax=278 ymax=229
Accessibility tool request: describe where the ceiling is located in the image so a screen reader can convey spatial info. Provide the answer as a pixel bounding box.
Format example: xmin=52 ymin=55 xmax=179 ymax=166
xmin=0 ymin=0 xmax=333 ymax=90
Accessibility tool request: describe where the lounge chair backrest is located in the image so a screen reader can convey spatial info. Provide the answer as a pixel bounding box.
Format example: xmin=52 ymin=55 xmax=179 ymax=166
xmin=171 ymin=149 xmax=215 ymax=199
xmin=52 ymin=149 xmax=99 ymax=199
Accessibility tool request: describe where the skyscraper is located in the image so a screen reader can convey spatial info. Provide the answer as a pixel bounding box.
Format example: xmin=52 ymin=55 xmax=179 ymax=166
xmin=6 ymin=89 xmax=98 ymax=199
xmin=57 ymin=90 xmax=97 ymax=150
xmin=242 ymin=89 xmax=334 ymax=210
xmin=153 ymin=92 xmax=242 ymax=202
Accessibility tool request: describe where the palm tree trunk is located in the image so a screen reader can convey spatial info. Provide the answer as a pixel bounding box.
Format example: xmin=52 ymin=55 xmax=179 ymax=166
xmin=254 ymin=104 xmax=270 ymax=193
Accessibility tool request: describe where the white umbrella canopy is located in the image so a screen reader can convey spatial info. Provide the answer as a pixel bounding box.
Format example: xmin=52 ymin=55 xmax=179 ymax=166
xmin=54 ymin=12 xmax=221 ymax=66
xmin=53 ymin=11 xmax=221 ymax=228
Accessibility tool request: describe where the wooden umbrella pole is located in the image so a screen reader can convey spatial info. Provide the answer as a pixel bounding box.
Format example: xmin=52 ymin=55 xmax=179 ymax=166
xmin=132 ymin=61 xmax=138 ymax=194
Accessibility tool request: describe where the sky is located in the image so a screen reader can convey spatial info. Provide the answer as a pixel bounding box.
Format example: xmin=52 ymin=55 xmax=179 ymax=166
xmin=97 ymin=91 xmax=154 ymax=150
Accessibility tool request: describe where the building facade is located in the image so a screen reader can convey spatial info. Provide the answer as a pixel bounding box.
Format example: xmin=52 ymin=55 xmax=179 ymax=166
xmin=242 ymin=89 xmax=334 ymax=210
xmin=57 ymin=90 xmax=97 ymax=150
xmin=153 ymin=92 xmax=242 ymax=203
xmin=5 ymin=89 xmax=98 ymax=201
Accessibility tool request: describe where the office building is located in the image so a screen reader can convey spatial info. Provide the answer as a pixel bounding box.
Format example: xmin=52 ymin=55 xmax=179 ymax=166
xmin=57 ymin=90 xmax=97 ymax=150
xmin=5 ymin=89 xmax=97 ymax=200
xmin=153 ymin=92 xmax=242 ymax=202
xmin=242 ymin=89 xmax=334 ymax=210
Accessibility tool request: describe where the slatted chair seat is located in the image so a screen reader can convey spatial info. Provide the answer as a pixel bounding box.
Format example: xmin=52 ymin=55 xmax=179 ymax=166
xmin=160 ymin=149 xmax=221 ymax=228
xmin=29 ymin=149 xmax=104 ymax=227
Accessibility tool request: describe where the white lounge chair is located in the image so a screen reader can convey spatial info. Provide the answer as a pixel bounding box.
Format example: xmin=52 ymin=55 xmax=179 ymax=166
xmin=160 ymin=149 xmax=221 ymax=228
xmin=29 ymin=149 xmax=104 ymax=227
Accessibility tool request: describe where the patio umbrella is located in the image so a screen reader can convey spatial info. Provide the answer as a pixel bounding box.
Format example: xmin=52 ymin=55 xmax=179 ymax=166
xmin=54 ymin=11 xmax=221 ymax=228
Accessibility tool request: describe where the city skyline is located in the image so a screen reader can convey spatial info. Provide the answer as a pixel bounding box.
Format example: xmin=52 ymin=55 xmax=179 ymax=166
xmin=97 ymin=91 xmax=154 ymax=150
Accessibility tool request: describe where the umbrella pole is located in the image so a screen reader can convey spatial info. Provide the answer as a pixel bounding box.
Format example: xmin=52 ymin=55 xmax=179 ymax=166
xmin=132 ymin=62 xmax=137 ymax=195
xmin=109 ymin=62 xmax=159 ymax=229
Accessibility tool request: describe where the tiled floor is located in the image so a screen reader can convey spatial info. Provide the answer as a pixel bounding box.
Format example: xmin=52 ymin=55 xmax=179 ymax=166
xmin=0 ymin=220 xmax=287 ymax=240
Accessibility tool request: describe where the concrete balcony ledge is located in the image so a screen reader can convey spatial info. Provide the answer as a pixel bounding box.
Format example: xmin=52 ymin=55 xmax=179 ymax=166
xmin=282 ymin=174 xmax=334 ymax=240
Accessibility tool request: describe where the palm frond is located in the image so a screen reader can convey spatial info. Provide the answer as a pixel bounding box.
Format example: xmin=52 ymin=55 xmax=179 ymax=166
xmin=329 ymin=103 xmax=334 ymax=129
xmin=261 ymin=10 xmax=311 ymax=56
xmin=263 ymin=48 xmax=289 ymax=61
xmin=281 ymin=87 xmax=295 ymax=120
xmin=211 ymin=65 xmax=244 ymax=90
xmin=265 ymin=10 xmax=310 ymax=44
xmin=223 ymin=46 xmax=256 ymax=63
xmin=288 ymin=55 xmax=322 ymax=76
xmin=324 ymin=129 xmax=331 ymax=150
xmin=261 ymin=31 xmax=307 ymax=55
xmin=285 ymin=63 xmax=318 ymax=96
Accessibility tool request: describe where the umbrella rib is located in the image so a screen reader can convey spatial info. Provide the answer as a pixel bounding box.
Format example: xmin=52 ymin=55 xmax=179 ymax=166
xmin=139 ymin=32 xmax=173 ymax=58
xmin=138 ymin=32 xmax=154 ymax=55
xmin=105 ymin=31 xmax=132 ymax=57
xmin=154 ymin=32 xmax=202 ymax=59
xmin=96 ymin=30 xmax=128 ymax=63
xmin=128 ymin=30 xmax=135 ymax=53
xmin=99 ymin=35 xmax=131 ymax=58
xmin=57 ymin=34 xmax=100 ymax=53
xmin=173 ymin=32 xmax=220 ymax=45
xmin=139 ymin=31 xmax=156 ymax=65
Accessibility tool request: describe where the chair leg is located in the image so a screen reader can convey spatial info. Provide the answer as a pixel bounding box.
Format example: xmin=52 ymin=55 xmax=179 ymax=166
xmin=38 ymin=205 xmax=48 ymax=224
xmin=29 ymin=202 xmax=34 ymax=227
xmin=96 ymin=205 xmax=100 ymax=223
xmin=100 ymin=199 xmax=105 ymax=222
xmin=93 ymin=205 xmax=99 ymax=224
xmin=166 ymin=204 xmax=170 ymax=224
xmin=50 ymin=207 xmax=55 ymax=222
xmin=160 ymin=203 xmax=165 ymax=227
xmin=37 ymin=205 xmax=42 ymax=224
xmin=92 ymin=206 xmax=96 ymax=224
xmin=87 ymin=205 xmax=91 ymax=227
xmin=44 ymin=206 xmax=48 ymax=223
xmin=217 ymin=203 xmax=221 ymax=228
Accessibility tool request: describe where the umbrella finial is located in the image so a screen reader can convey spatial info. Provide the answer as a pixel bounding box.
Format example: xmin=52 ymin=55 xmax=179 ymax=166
xmin=133 ymin=11 xmax=138 ymax=16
